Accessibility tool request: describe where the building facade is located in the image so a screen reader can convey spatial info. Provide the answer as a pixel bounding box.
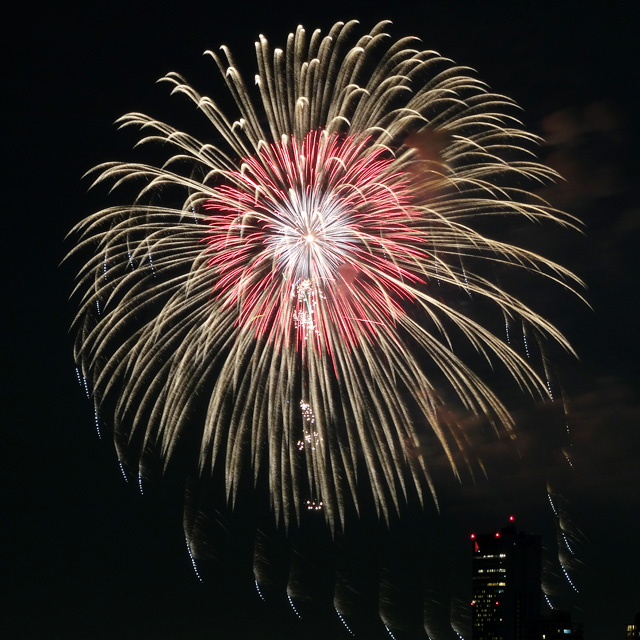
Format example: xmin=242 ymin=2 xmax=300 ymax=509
xmin=540 ymin=610 xmax=584 ymax=639
xmin=471 ymin=518 xmax=541 ymax=640
xmin=626 ymin=611 xmax=640 ymax=640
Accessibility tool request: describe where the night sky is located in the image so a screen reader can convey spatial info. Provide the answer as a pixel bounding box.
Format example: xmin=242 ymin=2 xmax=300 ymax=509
xmin=6 ymin=1 xmax=639 ymax=639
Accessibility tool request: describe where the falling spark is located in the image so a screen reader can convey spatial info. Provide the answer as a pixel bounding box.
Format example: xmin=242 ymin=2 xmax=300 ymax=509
xmin=185 ymin=539 xmax=204 ymax=582
xmin=560 ymin=561 xmax=579 ymax=593
xmin=336 ymin=608 xmax=355 ymax=636
xmin=117 ymin=459 xmax=128 ymax=482
xmin=93 ymin=404 xmax=101 ymax=439
xmin=385 ymin=625 xmax=398 ymax=640
xmin=287 ymin=592 xmax=302 ymax=619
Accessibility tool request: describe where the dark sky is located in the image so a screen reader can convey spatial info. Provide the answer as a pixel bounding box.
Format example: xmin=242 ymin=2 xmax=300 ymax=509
xmin=6 ymin=1 xmax=639 ymax=639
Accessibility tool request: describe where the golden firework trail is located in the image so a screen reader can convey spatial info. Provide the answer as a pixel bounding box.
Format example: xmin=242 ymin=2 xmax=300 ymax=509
xmin=68 ymin=21 xmax=583 ymax=533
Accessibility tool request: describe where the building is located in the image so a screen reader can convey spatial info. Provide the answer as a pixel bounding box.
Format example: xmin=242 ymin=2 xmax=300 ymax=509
xmin=470 ymin=517 xmax=541 ymax=640
xmin=540 ymin=610 xmax=584 ymax=639
xmin=626 ymin=611 xmax=640 ymax=639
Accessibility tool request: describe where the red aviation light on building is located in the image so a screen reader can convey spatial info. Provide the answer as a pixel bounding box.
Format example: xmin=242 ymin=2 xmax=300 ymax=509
xmin=495 ymin=532 xmax=500 ymax=538
xmin=470 ymin=533 xmax=476 ymax=539
xmin=509 ymin=515 xmax=515 ymax=522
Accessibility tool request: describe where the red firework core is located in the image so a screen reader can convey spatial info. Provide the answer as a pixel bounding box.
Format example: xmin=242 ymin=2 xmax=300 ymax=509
xmin=204 ymin=131 xmax=429 ymax=351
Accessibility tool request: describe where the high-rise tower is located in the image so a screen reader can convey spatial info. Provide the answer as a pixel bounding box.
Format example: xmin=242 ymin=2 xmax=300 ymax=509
xmin=470 ymin=517 xmax=541 ymax=640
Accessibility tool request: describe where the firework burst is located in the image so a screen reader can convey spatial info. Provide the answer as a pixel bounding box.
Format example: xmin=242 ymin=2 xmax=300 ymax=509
xmin=68 ymin=21 xmax=582 ymax=532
